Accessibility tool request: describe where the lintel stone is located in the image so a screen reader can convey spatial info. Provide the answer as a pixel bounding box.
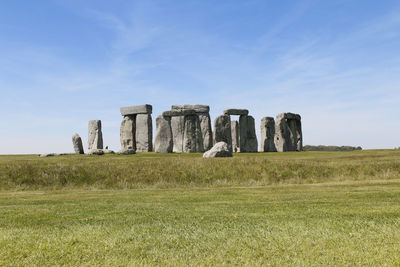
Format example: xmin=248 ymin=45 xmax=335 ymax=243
xmin=120 ymin=104 xmax=152 ymax=116
xmin=224 ymin=109 xmax=249 ymax=116
xmin=171 ymin=104 xmax=210 ymax=113
xmin=162 ymin=109 xmax=197 ymax=117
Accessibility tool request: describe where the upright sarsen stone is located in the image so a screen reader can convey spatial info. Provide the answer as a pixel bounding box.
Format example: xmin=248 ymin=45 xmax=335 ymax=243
xmin=260 ymin=117 xmax=276 ymax=152
xmin=120 ymin=115 xmax=136 ymax=152
xmin=274 ymin=112 xmax=302 ymax=152
xmin=171 ymin=116 xmax=185 ymax=153
xmin=239 ymin=115 xmax=257 ymax=152
xmin=231 ymin=120 xmax=239 ymax=152
xmin=213 ymin=115 xmax=232 ymax=152
xmin=183 ymin=114 xmax=204 ymax=153
xmin=72 ymin=133 xmax=84 ymax=154
xmin=88 ymin=120 xmax=103 ymax=150
xmin=136 ymin=114 xmax=153 ymax=152
xmin=198 ymin=113 xmax=212 ymax=151
xmin=155 ymin=115 xmax=173 ymax=153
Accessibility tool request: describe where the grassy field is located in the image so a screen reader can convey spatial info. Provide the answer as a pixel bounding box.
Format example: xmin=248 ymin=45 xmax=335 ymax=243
xmin=1 ymin=150 xmax=400 ymax=265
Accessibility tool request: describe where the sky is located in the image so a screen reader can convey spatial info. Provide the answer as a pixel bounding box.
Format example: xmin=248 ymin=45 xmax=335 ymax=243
xmin=0 ymin=0 xmax=399 ymax=154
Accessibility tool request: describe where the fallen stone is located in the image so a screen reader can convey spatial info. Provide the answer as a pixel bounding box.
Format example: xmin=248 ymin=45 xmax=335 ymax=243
xmin=203 ymin=142 xmax=232 ymax=158
xmin=87 ymin=149 xmax=104 ymax=155
xmin=224 ymin=109 xmax=249 ymax=116
xmin=72 ymin=133 xmax=84 ymax=154
xmin=213 ymin=115 xmax=232 ymax=152
xmin=239 ymin=115 xmax=258 ymax=152
xmin=183 ymin=114 xmax=204 ymax=153
xmin=120 ymin=104 xmax=152 ymax=116
xmin=231 ymin=120 xmax=240 ymax=152
xmin=103 ymin=149 xmax=115 ymax=154
xmin=135 ymin=114 xmax=153 ymax=152
xmin=260 ymin=117 xmax=277 ymax=152
xmin=88 ymin=120 xmax=103 ymax=150
xmin=120 ymin=115 xmax=136 ymax=151
xmin=155 ymin=115 xmax=173 ymax=153
xmin=119 ymin=149 xmax=136 ymax=154
xmin=39 ymin=153 xmax=56 ymax=157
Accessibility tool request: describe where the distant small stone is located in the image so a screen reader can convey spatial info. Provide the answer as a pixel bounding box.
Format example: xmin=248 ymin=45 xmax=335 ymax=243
xmin=39 ymin=153 xmax=56 ymax=157
xmin=103 ymin=149 xmax=115 ymax=154
xmin=87 ymin=149 xmax=104 ymax=155
xmin=203 ymin=142 xmax=232 ymax=158
xmin=119 ymin=149 xmax=136 ymax=154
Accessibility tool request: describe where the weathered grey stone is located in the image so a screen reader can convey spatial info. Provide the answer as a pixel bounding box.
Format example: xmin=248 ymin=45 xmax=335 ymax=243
xmin=274 ymin=112 xmax=302 ymax=152
xmin=171 ymin=104 xmax=210 ymax=113
xmin=260 ymin=117 xmax=277 ymax=152
xmin=88 ymin=120 xmax=103 ymax=150
xmin=239 ymin=115 xmax=258 ymax=152
xmin=119 ymin=148 xmax=136 ymax=154
xmin=87 ymin=149 xmax=104 ymax=155
xmin=171 ymin=116 xmax=185 ymax=153
xmin=120 ymin=104 xmax=152 ymax=116
xmin=203 ymin=142 xmax=232 ymax=158
xmin=198 ymin=113 xmax=213 ymax=151
xmin=135 ymin=114 xmax=153 ymax=152
xmin=224 ymin=109 xmax=249 ymax=116
xmin=120 ymin=115 xmax=136 ymax=152
xmin=183 ymin=114 xmax=204 ymax=153
xmin=72 ymin=133 xmax=84 ymax=154
xmin=103 ymin=149 xmax=115 ymax=154
xmin=155 ymin=115 xmax=173 ymax=153
xmin=213 ymin=115 xmax=232 ymax=152
xmin=163 ymin=109 xmax=196 ymax=117
xmin=231 ymin=120 xmax=240 ymax=152
xmin=39 ymin=153 xmax=56 ymax=157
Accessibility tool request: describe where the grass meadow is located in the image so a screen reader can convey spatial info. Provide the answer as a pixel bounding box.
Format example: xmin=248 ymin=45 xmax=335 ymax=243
xmin=1 ymin=150 xmax=400 ymax=266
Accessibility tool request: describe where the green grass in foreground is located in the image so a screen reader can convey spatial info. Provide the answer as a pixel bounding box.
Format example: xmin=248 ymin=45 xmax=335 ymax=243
xmin=1 ymin=181 xmax=400 ymax=266
xmin=1 ymin=149 xmax=400 ymax=189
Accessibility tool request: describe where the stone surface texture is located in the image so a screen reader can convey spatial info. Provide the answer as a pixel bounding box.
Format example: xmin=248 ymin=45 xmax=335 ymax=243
xmin=72 ymin=133 xmax=84 ymax=154
xmin=213 ymin=115 xmax=232 ymax=152
xmin=239 ymin=115 xmax=258 ymax=152
xmin=231 ymin=120 xmax=240 ymax=152
xmin=88 ymin=120 xmax=103 ymax=150
xmin=260 ymin=117 xmax=277 ymax=152
xmin=155 ymin=115 xmax=173 ymax=153
xmin=274 ymin=112 xmax=302 ymax=152
xmin=120 ymin=104 xmax=152 ymax=116
xmin=224 ymin=109 xmax=249 ymax=116
xmin=120 ymin=115 xmax=136 ymax=152
xmin=135 ymin=114 xmax=153 ymax=152
xmin=183 ymin=114 xmax=204 ymax=153
xmin=172 ymin=104 xmax=210 ymax=113
xmin=171 ymin=115 xmax=185 ymax=153
xmin=203 ymin=142 xmax=232 ymax=158
xmin=198 ymin=113 xmax=213 ymax=151
xmin=119 ymin=148 xmax=136 ymax=154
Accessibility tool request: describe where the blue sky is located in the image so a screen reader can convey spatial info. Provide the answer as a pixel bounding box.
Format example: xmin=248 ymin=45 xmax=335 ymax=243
xmin=1 ymin=0 xmax=399 ymax=154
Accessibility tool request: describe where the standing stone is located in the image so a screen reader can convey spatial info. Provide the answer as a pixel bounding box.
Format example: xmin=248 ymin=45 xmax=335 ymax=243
xmin=136 ymin=114 xmax=153 ymax=152
xmin=260 ymin=117 xmax=277 ymax=152
xmin=213 ymin=115 xmax=232 ymax=152
xmin=171 ymin=116 xmax=185 ymax=153
xmin=88 ymin=120 xmax=103 ymax=150
xmin=231 ymin=120 xmax=240 ymax=152
xmin=239 ymin=115 xmax=258 ymax=152
xmin=155 ymin=115 xmax=173 ymax=153
xmin=183 ymin=114 xmax=204 ymax=153
xmin=274 ymin=113 xmax=302 ymax=152
xmin=72 ymin=133 xmax=84 ymax=154
xmin=198 ymin=113 xmax=213 ymax=151
xmin=120 ymin=115 xmax=136 ymax=153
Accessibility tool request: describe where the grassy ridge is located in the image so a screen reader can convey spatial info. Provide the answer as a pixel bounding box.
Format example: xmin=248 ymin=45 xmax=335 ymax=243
xmin=1 ymin=182 xmax=400 ymax=266
xmin=1 ymin=150 xmax=400 ymax=190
